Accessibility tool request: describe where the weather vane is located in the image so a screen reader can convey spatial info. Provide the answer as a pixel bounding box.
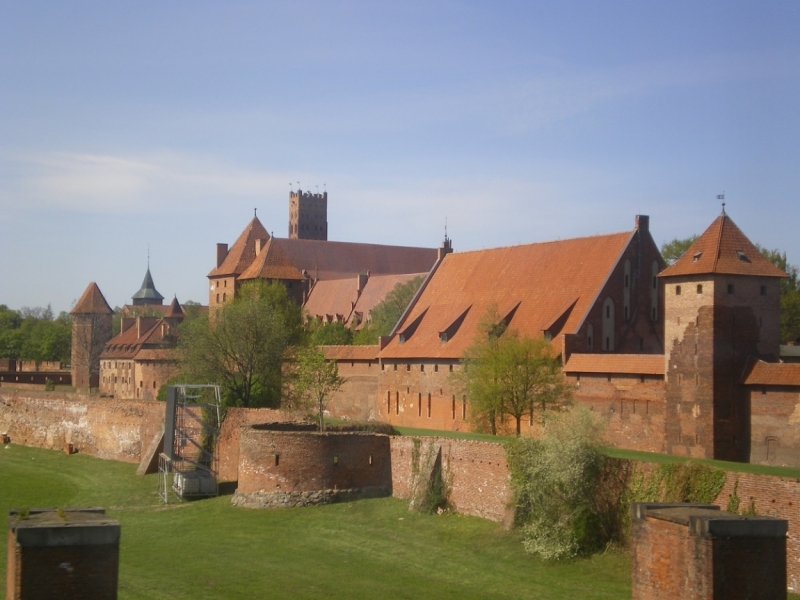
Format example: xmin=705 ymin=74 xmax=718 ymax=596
xmin=717 ymin=192 xmax=725 ymax=215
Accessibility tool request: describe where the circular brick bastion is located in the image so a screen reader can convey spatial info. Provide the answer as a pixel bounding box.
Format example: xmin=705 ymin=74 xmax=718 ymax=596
xmin=231 ymin=423 xmax=392 ymax=509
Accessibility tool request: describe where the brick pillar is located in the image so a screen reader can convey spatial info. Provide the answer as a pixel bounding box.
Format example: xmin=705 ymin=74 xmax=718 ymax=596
xmin=631 ymin=502 xmax=787 ymax=600
xmin=6 ymin=508 xmax=120 ymax=600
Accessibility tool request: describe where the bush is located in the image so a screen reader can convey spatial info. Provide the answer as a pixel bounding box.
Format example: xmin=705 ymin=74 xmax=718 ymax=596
xmin=506 ymin=407 xmax=620 ymax=560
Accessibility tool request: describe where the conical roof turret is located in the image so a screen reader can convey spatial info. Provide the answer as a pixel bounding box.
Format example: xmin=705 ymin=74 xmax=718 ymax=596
xmin=131 ymin=267 xmax=165 ymax=305
xmin=71 ymin=282 xmax=114 ymax=315
xmin=660 ymin=213 xmax=788 ymax=279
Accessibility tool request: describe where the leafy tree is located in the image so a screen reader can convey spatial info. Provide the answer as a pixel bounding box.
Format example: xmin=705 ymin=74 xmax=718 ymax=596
xmin=176 ymin=281 xmax=298 ymax=408
xmin=309 ymin=321 xmax=353 ymax=346
xmin=756 ymin=245 xmax=800 ymax=343
xmin=456 ymin=306 xmax=568 ymax=436
xmin=507 ymin=407 xmax=620 ymax=560
xmin=354 ymin=275 xmax=425 ymax=345
xmin=660 ymin=235 xmax=698 ymax=265
xmin=291 ymin=346 xmax=346 ymax=430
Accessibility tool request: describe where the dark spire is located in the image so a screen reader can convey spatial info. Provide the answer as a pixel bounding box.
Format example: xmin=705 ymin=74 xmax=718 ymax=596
xmin=131 ymin=266 xmax=165 ymax=306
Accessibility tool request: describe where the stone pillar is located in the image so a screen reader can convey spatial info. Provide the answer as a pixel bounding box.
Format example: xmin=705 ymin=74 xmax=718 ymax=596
xmin=6 ymin=508 xmax=120 ymax=600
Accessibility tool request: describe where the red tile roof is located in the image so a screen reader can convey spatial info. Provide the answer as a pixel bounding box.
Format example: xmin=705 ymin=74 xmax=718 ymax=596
xmin=352 ymin=273 xmax=427 ymax=328
xmin=304 ymin=278 xmax=359 ymax=322
xmin=238 ymin=238 xmax=306 ymax=281
xmin=564 ymin=353 xmax=665 ymax=376
xmin=274 ymin=238 xmax=437 ymax=281
xmin=208 ymin=217 xmax=270 ymax=277
xmin=71 ymin=282 xmax=114 ymax=315
xmin=321 ymin=345 xmax=379 ymax=361
xmin=101 ymin=317 xmax=179 ymax=360
xmin=743 ymin=360 xmax=800 ymax=387
xmin=660 ymin=214 xmax=787 ymax=279
xmin=303 ymin=272 xmax=428 ymax=327
xmin=380 ymin=231 xmax=634 ymax=359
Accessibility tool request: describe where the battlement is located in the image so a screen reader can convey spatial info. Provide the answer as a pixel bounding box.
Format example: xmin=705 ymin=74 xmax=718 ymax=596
xmin=290 ymin=190 xmax=327 ymax=202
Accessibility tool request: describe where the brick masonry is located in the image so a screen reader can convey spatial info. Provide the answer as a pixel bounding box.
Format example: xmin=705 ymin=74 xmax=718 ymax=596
xmin=6 ymin=508 xmax=120 ymax=600
xmin=631 ymin=503 xmax=787 ymax=600
xmin=0 ymin=390 xmax=163 ymax=463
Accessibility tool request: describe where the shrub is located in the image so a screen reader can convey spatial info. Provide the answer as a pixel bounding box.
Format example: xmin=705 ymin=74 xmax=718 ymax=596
xmin=506 ymin=407 xmax=619 ymax=560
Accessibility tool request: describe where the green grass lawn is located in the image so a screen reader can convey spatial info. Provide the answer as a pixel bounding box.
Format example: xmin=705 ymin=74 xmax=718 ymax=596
xmin=1 ymin=444 xmax=631 ymax=599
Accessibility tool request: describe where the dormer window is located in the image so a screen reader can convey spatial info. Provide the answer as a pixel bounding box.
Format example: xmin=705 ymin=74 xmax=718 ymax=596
xmin=439 ymin=332 xmax=448 ymax=343
xmin=693 ymin=252 xmax=702 ymax=262
xmin=736 ymin=250 xmax=749 ymax=262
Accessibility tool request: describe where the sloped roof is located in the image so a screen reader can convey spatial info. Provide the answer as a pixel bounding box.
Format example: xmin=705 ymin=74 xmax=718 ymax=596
xmin=208 ymin=217 xmax=270 ymax=277
xmin=303 ymin=272 xmax=428 ymax=327
xmin=131 ymin=267 xmax=164 ymax=302
xmin=564 ymin=353 xmax=665 ymax=376
xmin=304 ymin=278 xmax=359 ymax=322
xmin=321 ymin=345 xmax=379 ymax=361
xmin=71 ymin=282 xmax=114 ymax=315
xmin=352 ymin=273 xmax=427 ymax=327
xmin=380 ymin=230 xmax=633 ymax=360
xmin=101 ymin=317 xmax=178 ymax=360
xmin=166 ymin=296 xmax=184 ymax=318
xmin=660 ymin=213 xmax=787 ymax=279
xmin=238 ymin=237 xmax=306 ymax=281
xmin=273 ymin=238 xmax=437 ymax=281
xmin=743 ymin=360 xmax=800 ymax=387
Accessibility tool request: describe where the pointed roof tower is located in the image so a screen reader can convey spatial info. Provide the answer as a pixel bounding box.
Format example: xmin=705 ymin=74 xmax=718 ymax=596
xmin=71 ymin=282 xmax=114 ymax=315
xmin=660 ymin=213 xmax=788 ymax=279
xmin=166 ymin=295 xmax=185 ymax=319
xmin=208 ymin=216 xmax=270 ymax=278
xmin=131 ymin=266 xmax=165 ymax=305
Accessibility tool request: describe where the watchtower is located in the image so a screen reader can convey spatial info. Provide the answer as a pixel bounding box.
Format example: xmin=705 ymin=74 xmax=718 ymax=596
xmin=289 ymin=189 xmax=328 ymax=241
xmin=659 ymin=211 xmax=786 ymax=461
xmin=70 ymin=282 xmax=114 ymax=391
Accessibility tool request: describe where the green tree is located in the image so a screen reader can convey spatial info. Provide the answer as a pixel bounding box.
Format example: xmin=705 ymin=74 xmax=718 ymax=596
xmin=176 ymin=281 xmax=298 ymax=408
xmin=292 ymin=346 xmax=346 ymax=430
xmin=660 ymin=235 xmax=698 ymax=265
xmin=457 ymin=307 xmax=568 ymax=436
xmin=309 ymin=321 xmax=353 ymax=346
xmin=354 ymin=275 xmax=424 ymax=345
xmin=756 ymin=244 xmax=800 ymax=343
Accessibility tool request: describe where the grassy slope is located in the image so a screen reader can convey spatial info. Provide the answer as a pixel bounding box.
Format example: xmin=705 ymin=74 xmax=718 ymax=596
xmin=1 ymin=445 xmax=629 ymax=600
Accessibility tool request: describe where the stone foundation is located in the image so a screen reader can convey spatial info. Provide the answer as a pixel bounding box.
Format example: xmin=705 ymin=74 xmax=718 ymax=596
xmin=232 ymin=486 xmax=389 ymax=509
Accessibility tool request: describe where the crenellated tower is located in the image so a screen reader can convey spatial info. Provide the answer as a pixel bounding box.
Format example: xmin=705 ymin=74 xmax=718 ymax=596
xmin=289 ymin=189 xmax=327 ymax=241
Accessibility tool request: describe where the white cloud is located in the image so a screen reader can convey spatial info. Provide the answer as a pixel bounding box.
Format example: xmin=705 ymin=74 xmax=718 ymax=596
xmin=0 ymin=150 xmax=293 ymax=215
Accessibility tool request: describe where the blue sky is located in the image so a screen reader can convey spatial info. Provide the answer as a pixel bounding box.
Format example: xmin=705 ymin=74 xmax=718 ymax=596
xmin=1 ymin=1 xmax=798 ymax=313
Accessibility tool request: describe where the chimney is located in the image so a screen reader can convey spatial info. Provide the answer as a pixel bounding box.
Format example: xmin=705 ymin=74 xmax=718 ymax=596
xmin=438 ymin=237 xmax=453 ymax=261
xmin=255 ymin=239 xmax=267 ymax=256
xmin=216 ymin=243 xmax=229 ymax=268
xmin=357 ymin=273 xmax=369 ymax=294
xmin=635 ymin=215 xmax=649 ymax=232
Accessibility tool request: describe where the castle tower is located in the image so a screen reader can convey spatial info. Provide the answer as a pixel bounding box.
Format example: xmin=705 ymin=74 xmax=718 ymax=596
xmin=130 ymin=265 xmax=164 ymax=306
xmin=659 ymin=211 xmax=787 ymax=461
xmin=70 ymin=282 xmax=114 ymax=392
xmin=289 ymin=189 xmax=327 ymax=241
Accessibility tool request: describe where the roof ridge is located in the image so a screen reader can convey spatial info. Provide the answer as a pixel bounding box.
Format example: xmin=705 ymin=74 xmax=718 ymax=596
xmin=451 ymin=230 xmax=631 ymax=257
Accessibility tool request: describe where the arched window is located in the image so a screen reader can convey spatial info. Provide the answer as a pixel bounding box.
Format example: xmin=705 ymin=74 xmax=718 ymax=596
xmin=602 ymin=298 xmax=615 ymax=352
xmin=587 ymin=324 xmax=594 ymax=351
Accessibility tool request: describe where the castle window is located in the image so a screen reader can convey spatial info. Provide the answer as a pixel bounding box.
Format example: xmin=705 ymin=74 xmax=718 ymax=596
xmin=275 ymin=454 xmax=280 ymax=467
xmin=462 ymin=396 xmax=467 ymax=420
xmin=223 ymin=293 xmax=226 ymax=302
xmin=427 ymin=394 xmax=432 ymax=418
xmin=761 ymin=285 xmax=767 ymax=296
xmin=449 ymin=364 xmax=453 ymax=372
xmin=418 ymin=393 xmax=422 ymax=417
xmin=696 ymin=284 xmax=703 ymax=294
xmin=393 ymin=364 xmax=397 ymax=371
xmin=406 ymin=364 xmax=410 ymax=372
xmin=675 ymin=285 xmax=681 ymax=295
xmin=420 ymin=364 xmax=424 ymax=372
xmin=153 ymin=381 xmax=156 ymax=389
xmin=587 ymin=324 xmax=594 ymax=351
xmin=602 ymin=298 xmax=615 ymax=351
xmin=224 ymin=280 xmax=227 ymax=288
xmin=728 ymin=284 xmax=735 ymax=294
xmin=434 ymin=364 xmax=439 ymax=373
xmin=387 ymin=391 xmax=391 ymax=413
xmin=368 ymin=454 xmax=373 ymax=466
